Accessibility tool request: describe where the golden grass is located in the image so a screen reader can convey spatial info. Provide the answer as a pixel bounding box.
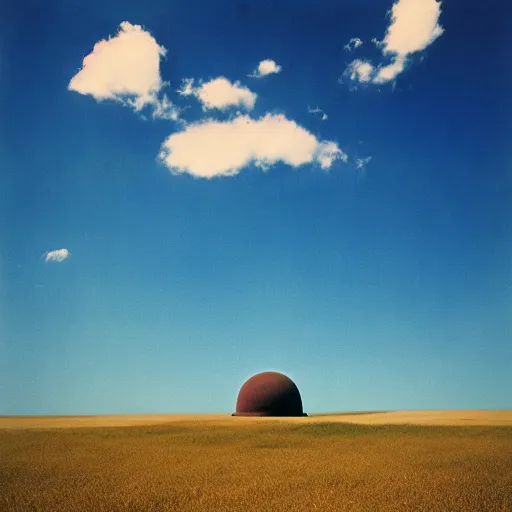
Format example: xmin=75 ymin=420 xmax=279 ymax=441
xmin=1 ymin=409 xmax=511 ymax=429
xmin=315 ymin=410 xmax=512 ymax=426
xmin=1 ymin=413 xmax=511 ymax=511
xmin=0 ymin=414 xmax=227 ymax=429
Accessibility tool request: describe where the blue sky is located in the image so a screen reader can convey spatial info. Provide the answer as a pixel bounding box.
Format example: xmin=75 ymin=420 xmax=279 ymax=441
xmin=1 ymin=0 xmax=510 ymax=415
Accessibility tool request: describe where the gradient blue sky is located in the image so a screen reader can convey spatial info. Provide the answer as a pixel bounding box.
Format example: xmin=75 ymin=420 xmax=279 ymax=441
xmin=1 ymin=0 xmax=510 ymax=415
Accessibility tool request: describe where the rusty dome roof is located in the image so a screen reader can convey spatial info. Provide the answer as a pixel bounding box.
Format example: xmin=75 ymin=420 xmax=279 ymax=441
xmin=232 ymin=371 xmax=306 ymax=417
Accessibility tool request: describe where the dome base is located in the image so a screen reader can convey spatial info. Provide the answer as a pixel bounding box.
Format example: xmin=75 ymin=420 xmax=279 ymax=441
xmin=232 ymin=412 xmax=308 ymax=417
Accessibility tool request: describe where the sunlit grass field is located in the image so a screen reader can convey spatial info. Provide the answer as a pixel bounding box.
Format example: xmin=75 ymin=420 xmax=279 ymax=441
xmin=1 ymin=418 xmax=511 ymax=511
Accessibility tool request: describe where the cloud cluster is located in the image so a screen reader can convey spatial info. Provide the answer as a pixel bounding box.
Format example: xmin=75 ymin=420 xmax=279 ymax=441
xmin=44 ymin=249 xmax=70 ymax=263
xmin=69 ymin=22 xmax=351 ymax=180
xmin=158 ymin=114 xmax=346 ymax=178
xmin=68 ymin=22 xmax=179 ymax=120
xmin=344 ymin=0 xmax=444 ymax=84
xmin=344 ymin=38 xmax=363 ymax=51
xmin=178 ymin=77 xmax=257 ymax=111
xmin=249 ymin=59 xmax=282 ymax=78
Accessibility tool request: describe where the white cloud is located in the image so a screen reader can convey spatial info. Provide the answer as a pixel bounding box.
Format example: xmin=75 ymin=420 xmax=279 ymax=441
xmin=371 ymin=37 xmax=384 ymax=49
xmin=69 ymin=21 xmax=165 ymax=107
xmin=346 ymin=59 xmax=374 ymax=83
xmin=308 ymin=106 xmax=328 ymax=121
xmin=343 ymin=0 xmax=444 ymax=84
xmin=152 ymin=94 xmax=181 ymax=121
xmin=316 ymin=142 xmax=348 ymax=169
xmin=177 ymin=77 xmax=257 ymax=111
xmin=44 ymin=249 xmax=70 ymax=263
xmin=373 ymin=55 xmax=406 ymax=83
xmin=69 ymin=21 xmax=180 ymax=120
xmin=344 ymin=38 xmax=363 ymax=51
xmin=355 ymin=156 xmax=372 ymax=169
xmin=249 ymin=59 xmax=282 ymax=78
xmin=177 ymin=78 xmax=195 ymax=96
xmin=158 ymin=113 xmax=347 ymax=178
xmin=197 ymin=77 xmax=257 ymax=110
xmin=382 ymin=0 xmax=444 ymax=56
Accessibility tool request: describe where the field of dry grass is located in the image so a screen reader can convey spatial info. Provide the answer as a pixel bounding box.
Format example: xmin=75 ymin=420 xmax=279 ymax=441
xmin=1 ymin=412 xmax=511 ymax=511
xmin=2 ymin=409 xmax=511 ymax=429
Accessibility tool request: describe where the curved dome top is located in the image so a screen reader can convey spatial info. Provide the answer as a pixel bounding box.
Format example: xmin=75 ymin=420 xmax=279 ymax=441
xmin=233 ymin=371 xmax=306 ymax=417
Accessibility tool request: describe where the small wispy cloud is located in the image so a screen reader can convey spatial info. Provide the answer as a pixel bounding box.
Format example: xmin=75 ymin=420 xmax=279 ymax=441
xmin=68 ymin=21 xmax=180 ymax=121
xmin=343 ymin=0 xmax=444 ymax=85
xmin=249 ymin=59 xmax=282 ymax=78
xmin=151 ymin=94 xmax=181 ymax=121
xmin=371 ymin=37 xmax=384 ymax=49
xmin=316 ymin=142 xmax=348 ymax=169
xmin=44 ymin=249 xmax=70 ymax=263
xmin=355 ymin=156 xmax=372 ymax=169
xmin=308 ymin=106 xmax=328 ymax=121
xmin=177 ymin=77 xmax=257 ymax=111
xmin=344 ymin=38 xmax=363 ymax=51
xmin=177 ymin=78 xmax=195 ymax=97
xmin=158 ymin=113 xmax=347 ymax=179
xmin=345 ymin=60 xmax=374 ymax=83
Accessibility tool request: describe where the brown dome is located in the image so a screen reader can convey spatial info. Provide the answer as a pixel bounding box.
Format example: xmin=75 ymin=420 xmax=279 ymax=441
xmin=232 ymin=371 xmax=306 ymax=417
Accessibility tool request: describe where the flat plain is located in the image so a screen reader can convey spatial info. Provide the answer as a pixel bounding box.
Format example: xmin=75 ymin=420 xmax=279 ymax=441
xmin=1 ymin=410 xmax=511 ymax=511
